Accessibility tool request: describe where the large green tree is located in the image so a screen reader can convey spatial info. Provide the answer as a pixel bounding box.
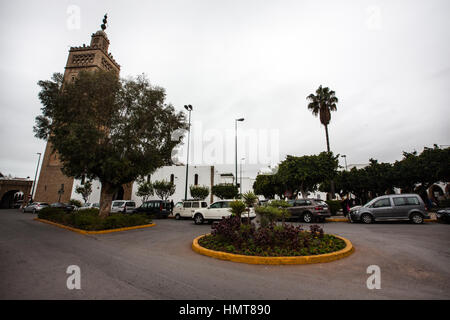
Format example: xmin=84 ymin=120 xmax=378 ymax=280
xmin=252 ymin=174 xmax=284 ymax=199
xmin=277 ymin=152 xmax=339 ymax=198
xmin=34 ymin=71 xmax=186 ymax=217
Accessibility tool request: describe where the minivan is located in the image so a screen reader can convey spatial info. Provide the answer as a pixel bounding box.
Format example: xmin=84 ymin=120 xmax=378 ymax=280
xmin=348 ymin=194 xmax=429 ymax=224
xmin=133 ymin=200 xmax=171 ymax=218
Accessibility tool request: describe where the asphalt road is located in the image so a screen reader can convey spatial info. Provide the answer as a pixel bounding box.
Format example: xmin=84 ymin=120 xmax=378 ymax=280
xmin=0 ymin=209 xmax=449 ymax=299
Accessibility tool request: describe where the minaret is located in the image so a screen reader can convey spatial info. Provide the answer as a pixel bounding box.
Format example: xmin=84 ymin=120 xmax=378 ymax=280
xmin=34 ymin=15 xmax=126 ymax=203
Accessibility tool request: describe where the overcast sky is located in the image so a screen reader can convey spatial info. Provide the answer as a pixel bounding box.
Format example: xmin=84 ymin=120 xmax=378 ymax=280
xmin=0 ymin=0 xmax=449 ymax=180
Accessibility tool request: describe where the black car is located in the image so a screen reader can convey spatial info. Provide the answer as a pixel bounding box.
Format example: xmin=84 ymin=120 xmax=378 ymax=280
xmin=436 ymin=208 xmax=450 ymax=223
xmin=133 ymin=200 xmax=171 ymax=218
xmin=50 ymin=202 xmax=75 ymax=212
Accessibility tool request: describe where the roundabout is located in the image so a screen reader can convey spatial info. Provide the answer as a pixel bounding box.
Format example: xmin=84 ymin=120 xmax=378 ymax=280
xmin=192 ymin=233 xmax=355 ymax=265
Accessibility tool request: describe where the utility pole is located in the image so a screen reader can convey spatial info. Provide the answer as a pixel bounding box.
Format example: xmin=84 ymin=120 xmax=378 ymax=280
xmin=184 ymin=105 xmax=193 ymax=201
xmin=235 ymin=118 xmax=244 ymax=187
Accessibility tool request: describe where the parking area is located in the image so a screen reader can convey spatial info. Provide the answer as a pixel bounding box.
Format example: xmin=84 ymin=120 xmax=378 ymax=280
xmin=0 ymin=209 xmax=449 ymax=299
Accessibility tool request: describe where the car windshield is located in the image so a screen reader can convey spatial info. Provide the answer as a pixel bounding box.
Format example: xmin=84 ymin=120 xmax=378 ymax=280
xmin=363 ymin=199 xmax=377 ymax=208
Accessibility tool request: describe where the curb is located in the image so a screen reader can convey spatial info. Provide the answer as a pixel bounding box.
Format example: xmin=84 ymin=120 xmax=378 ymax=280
xmin=325 ymin=218 xmax=438 ymax=223
xmin=326 ymin=218 xmax=349 ymax=222
xmin=192 ymin=233 xmax=354 ymax=265
xmin=34 ymin=218 xmax=156 ymax=235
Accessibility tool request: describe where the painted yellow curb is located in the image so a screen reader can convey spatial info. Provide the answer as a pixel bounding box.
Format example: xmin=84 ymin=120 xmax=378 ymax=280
xmin=326 ymin=218 xmax=349 ymax=222
xmin=192 ymin=233 xmax=354 ymax=265
xmin=325 ymin=218 xmax=437 ymax=223
xmin=34 ymin=218 xmax=155 ymax=235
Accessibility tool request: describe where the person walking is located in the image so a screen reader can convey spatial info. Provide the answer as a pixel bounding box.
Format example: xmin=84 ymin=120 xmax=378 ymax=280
xmin=170 ymin=200 xmax=174 ymax=214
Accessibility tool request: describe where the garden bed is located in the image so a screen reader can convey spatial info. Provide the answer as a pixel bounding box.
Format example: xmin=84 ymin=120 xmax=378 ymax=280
xmin=192 ymin=215 xmax=354 ymax=264
xmin=37 ymin=207 xmax=153 ymax=232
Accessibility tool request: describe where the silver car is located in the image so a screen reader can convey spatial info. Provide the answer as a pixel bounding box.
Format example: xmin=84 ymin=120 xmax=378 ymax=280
xmin=348 ymin=194 xmax=429 ymax=224
xmin=22 ymin=202 xmax=49 ymax=213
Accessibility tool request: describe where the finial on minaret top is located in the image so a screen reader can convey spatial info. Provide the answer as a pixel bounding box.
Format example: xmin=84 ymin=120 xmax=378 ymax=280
xmin=101 ymin=14 xmax=108 ymax=31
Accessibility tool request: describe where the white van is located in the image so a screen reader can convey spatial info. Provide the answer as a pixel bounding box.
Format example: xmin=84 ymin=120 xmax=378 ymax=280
xmin=111 ymin=200 xmax=136 ymax=213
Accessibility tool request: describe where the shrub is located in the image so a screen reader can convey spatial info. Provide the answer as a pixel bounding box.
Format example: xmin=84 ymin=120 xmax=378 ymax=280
xmin=211 ymin=183 xmax=239 ymax=200
xmin=69 ymin=199 xmax=83 ymax=207
xmin=438 ymin=199 xmax=450 ymax=208
xmin=190 ymin=185 xmax=210 ymax=200
xmin=326 ymin=200 xmax=341 ymax=215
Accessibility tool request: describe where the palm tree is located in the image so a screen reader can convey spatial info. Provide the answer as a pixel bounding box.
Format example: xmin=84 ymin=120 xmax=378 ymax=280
xmin=306 ymin=85 xmax=338 ymax=153
xmin=307 ymin=85 xmax=338 ymax=199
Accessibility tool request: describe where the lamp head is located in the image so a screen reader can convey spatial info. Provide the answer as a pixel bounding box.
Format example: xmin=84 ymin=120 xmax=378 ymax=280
xmin=236 ymin=118 xmax=245 ymax=122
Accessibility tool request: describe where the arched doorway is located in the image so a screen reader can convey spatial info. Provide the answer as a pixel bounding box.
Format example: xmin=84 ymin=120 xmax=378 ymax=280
xmin=1 ymin=190 xmax=20 ymax=209
xmin=113 ymin=186 xmax=124 ymax=201
xmin=428 ymin=184 xmax=444 ymax=202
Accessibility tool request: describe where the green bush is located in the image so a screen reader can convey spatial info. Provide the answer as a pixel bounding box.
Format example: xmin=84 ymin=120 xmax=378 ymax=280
xmin=69 ymin=199 xmax=83 ymax=207
xmin=38 ymin=207 xmax=66 ymax=221
xmin=438 ymin=199 xmax=450 ymax=208
xmin=326 ymin=200 xmax=341 ymax=215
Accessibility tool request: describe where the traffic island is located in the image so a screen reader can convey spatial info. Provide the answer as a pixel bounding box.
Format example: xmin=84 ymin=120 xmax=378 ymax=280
xmin=35 ymin=207 xmax=155 ymax=235
xmin=192 ymin=233 xmax=354 ymax=265
xmin=35 ymin=218 xmax=156 ymax=235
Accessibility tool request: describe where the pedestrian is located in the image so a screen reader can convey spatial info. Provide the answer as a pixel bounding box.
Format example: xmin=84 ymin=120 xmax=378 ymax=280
xmin=170 ymin=199 xmax=174 ymax=214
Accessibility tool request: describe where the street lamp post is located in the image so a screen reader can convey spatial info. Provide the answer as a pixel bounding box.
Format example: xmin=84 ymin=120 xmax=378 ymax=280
xmin=30 ymin=152 xmax=41 ymax=203
xmin=235 ymin=118 xmax=244 ymax=187
xmin=184 ymin=105 xmax=193 ymax=201
xmin=341 ymin=154 xmax=348 ymax=171
xmin=240 ymin=157 xmax=245 ymax=195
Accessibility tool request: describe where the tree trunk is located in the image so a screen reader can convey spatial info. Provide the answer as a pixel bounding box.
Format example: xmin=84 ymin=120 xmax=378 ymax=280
xmin=324 ymin=125 xmax=336 ymax=199
xmin=99 ymin=181 xmax=115 ymax=218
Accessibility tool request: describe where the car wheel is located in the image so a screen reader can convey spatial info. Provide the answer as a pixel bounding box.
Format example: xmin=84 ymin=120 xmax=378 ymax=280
xmin=361 ymin=213 xmax=373 ymax=224
xmin=303 ymin=212 xmax=313 ymax=223
xmin=175 ymin=214 xmax=181 ymax=220
xmin=194 ymin=213 xmax=204 ymax=225
xmin=410 ymin=212 xmax=424 ymax=224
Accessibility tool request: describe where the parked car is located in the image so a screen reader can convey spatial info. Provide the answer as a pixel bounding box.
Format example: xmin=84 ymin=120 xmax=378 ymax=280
xmin=286 ymin=198 xmax=331 ymax=223
xmin=50 ymin=202 xmax=75 ymax=212
xmin=173 ymin=200 xmax=208 ymax=220
xmin=436 ymin=208 xmax=450 ymax=223
xmin=133 ymin=200 xmax=171 ymax=218
xmin=13 ymin=200 xmax=23 ymax=209
xmin=110 ymin=200 xmax=136 ymax=213
xmin=76 ymin=202 xmax=100 ymax=211
xmin=348 ymin=194 xmax=429 ymax=224
xmin=192 ymin=199 xmax=256 ymax=225
xmin=22 ymin=202 xmax=49 ymax=213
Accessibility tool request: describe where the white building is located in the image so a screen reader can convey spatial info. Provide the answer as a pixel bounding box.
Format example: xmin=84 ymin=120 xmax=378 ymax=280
xmin=70 ymin=165 xmax=254 ymax=206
